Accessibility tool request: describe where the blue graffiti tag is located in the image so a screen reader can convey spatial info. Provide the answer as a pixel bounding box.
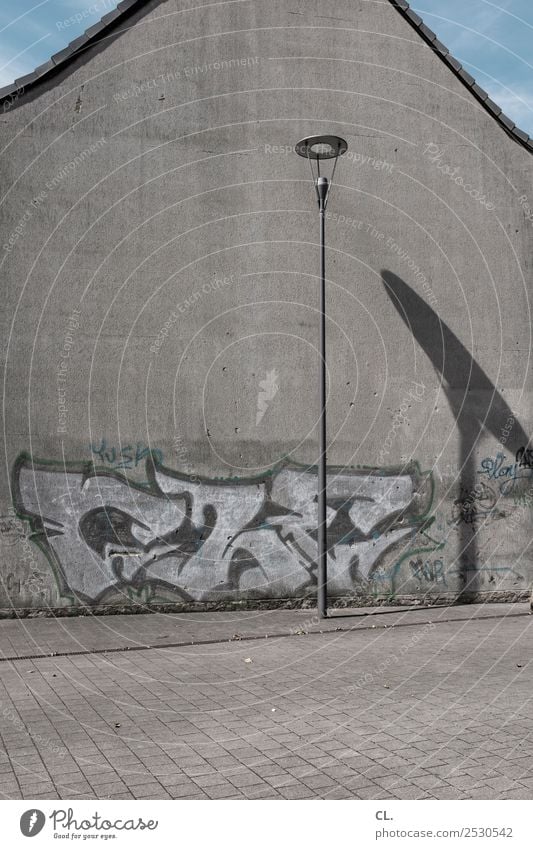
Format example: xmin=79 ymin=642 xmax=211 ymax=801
xmin=478 ymin=452 xmax=533 ymax=495
xmin=90 ymin=439 xmax=163 ymax=471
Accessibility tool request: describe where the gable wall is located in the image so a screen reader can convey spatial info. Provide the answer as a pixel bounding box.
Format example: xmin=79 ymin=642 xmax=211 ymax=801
xmin=1 ymin=0 xmax=532 ymax=612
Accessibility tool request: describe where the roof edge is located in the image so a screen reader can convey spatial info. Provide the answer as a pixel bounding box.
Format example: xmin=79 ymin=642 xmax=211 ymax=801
xmin=388 ymin=0 xmax=533 ymax=154
xmin=0 ymin=0 xmax=532 ymax=154
xmin=0 ymin=0 xmax=146 ymax=102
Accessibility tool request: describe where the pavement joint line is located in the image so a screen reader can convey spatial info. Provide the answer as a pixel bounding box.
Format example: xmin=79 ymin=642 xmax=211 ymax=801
xmin=0 ymin=602 xmax=436 ymax=620
xmin=0 ymin=609 xmax=528 ymax=663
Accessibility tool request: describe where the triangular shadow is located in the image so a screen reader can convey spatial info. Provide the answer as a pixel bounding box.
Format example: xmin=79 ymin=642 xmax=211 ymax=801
xmin=381 ymin=270 xmax=528 ymax=600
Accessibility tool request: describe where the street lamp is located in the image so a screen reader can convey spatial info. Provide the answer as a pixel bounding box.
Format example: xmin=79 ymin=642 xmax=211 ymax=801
xmin=295 ymin=134 xmax=347 ymax=619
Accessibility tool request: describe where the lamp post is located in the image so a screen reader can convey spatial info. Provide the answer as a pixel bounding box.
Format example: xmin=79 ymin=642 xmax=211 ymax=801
xmin=295 ymin=134 xmax=347 ymax=619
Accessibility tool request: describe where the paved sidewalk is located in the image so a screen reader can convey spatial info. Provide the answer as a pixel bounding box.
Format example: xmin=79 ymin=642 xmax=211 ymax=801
xmin=0 ymin=602 xmax=527 ymax=660
xmin=0 ymin=603 xmax=531 ymax=800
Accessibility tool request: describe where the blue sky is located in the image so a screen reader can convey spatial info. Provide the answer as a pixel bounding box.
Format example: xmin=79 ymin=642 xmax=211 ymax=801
xmin=1 ymin=0 xmax=532 ymax=135
xmin=411 ymin=0 xmax=533 ymax=133
xmin=0 ymin=0 xmax=119 ymax=85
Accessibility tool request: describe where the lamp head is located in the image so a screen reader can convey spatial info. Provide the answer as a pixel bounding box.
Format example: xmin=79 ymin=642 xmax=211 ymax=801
xmin=294 ymin=134 xmax=347 ymax=210
xmin=295 ymin=135 xmax=348 ymax=160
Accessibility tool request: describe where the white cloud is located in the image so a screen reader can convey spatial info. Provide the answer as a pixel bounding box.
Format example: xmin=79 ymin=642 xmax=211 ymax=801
xmin=485 ymin=83 xmax=533 ymax=129
xmin=0 ymin=31 xmax=51 ymax=86
xmin=0 ymin=51 xmax=35 ymax=86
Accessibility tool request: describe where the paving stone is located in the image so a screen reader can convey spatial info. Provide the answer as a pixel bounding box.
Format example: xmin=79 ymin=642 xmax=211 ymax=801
xmin=355 ymin=784 xmax=391 ymax=799
xmin=303 ymin=773 xmax=340 ymax=790
xmin=205 ymin=782 xmax=245 ymax=799
xmin=228 ymin=772 xmax=265 ymax=788
xmin=244 ymin=785 xmax=283 ymax=799
xmin=265 ymin=774 xmax=300 ymax=789
xmin=280 ymin=784 xmax=317 ymax=799
xmin=323 ymin=785 xmax=356 ymax=799
xmin=130 ymin=783 xmax=167 ymax=798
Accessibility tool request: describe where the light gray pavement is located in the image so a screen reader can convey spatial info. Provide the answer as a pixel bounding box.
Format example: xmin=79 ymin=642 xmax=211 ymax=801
xmin=0 ymin=603 xmax=532 ymax=800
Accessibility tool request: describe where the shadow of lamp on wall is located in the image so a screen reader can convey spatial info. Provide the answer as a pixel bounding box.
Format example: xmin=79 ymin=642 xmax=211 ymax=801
xmin=381 ymin=270 xmax=529 ymax=600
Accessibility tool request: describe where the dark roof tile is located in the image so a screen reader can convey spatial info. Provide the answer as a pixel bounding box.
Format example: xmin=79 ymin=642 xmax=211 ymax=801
xmin=457 ymin=68 xmax=476 ymax=86
xmin=101 ymin=9 xmax=123 ymax=26
xmin=419 ymin=23 xmax=436 ymax=41
xmin=447 ymin=55 xmax=462 ymax=72
xmin=13 ymin=71 xmax=38 ymax=89
xmin=472 ymin=84 xmax=489 ymax=101
xmin=432 ymin=38 xmax=449 ymax=56
xmin=485 ymin=97 xmax=502 ymax=116
xmin=0 ymin=83 xmax=18 ymax=99
xmin=33 ymin=58 xmax=56 ymax=77
xmin=84 ymin=22 xmax=107 ymax=39
xmin=51 ymin=32 xmax=90 ymax=65
xmin=405 ymin=9 xmax=423 ymax=26
xmin=498 ymin=113 xmax=516 ymax=131
xmin=513 ymin=127 xmax=530 ymax=143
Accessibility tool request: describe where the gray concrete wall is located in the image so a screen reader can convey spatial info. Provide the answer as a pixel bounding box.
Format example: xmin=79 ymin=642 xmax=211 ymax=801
xmin=1 ymin=0 xmax=532 ymax=613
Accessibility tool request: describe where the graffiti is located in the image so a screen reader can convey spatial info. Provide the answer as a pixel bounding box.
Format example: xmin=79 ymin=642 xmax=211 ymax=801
xmin=512 ymin=488 xmax=533 ymax=508
xmin=478 ymin=452 xmax=533 ymax=495
xmin=0 ymin=507 xmax=44 ymax=594
xmin=26 ymin=570 xmax=49 ymax=597
xmin=451 ymin=482 xmax=498 ymax=525
xmin=409 ymin=557 xmax=446 ymax=586
xmin=447 ymin=564 xmax=524 ymax=589
xmin=0 ymin=514 xmax=26 ymax=545
xmin=515 ymin=446 xmax=533 ymax=469
xmin=89 ymin=439 xmax=163 ymax=471
xmin=5 ymin=573 xmax=20 ymax=594
xmin=4 ymin=571 xmax=47 ymax=598
xmin=2 ymin=86 xmax=24 ymax=114
xmin=12 ymin=452 xmax=438 ymax=605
